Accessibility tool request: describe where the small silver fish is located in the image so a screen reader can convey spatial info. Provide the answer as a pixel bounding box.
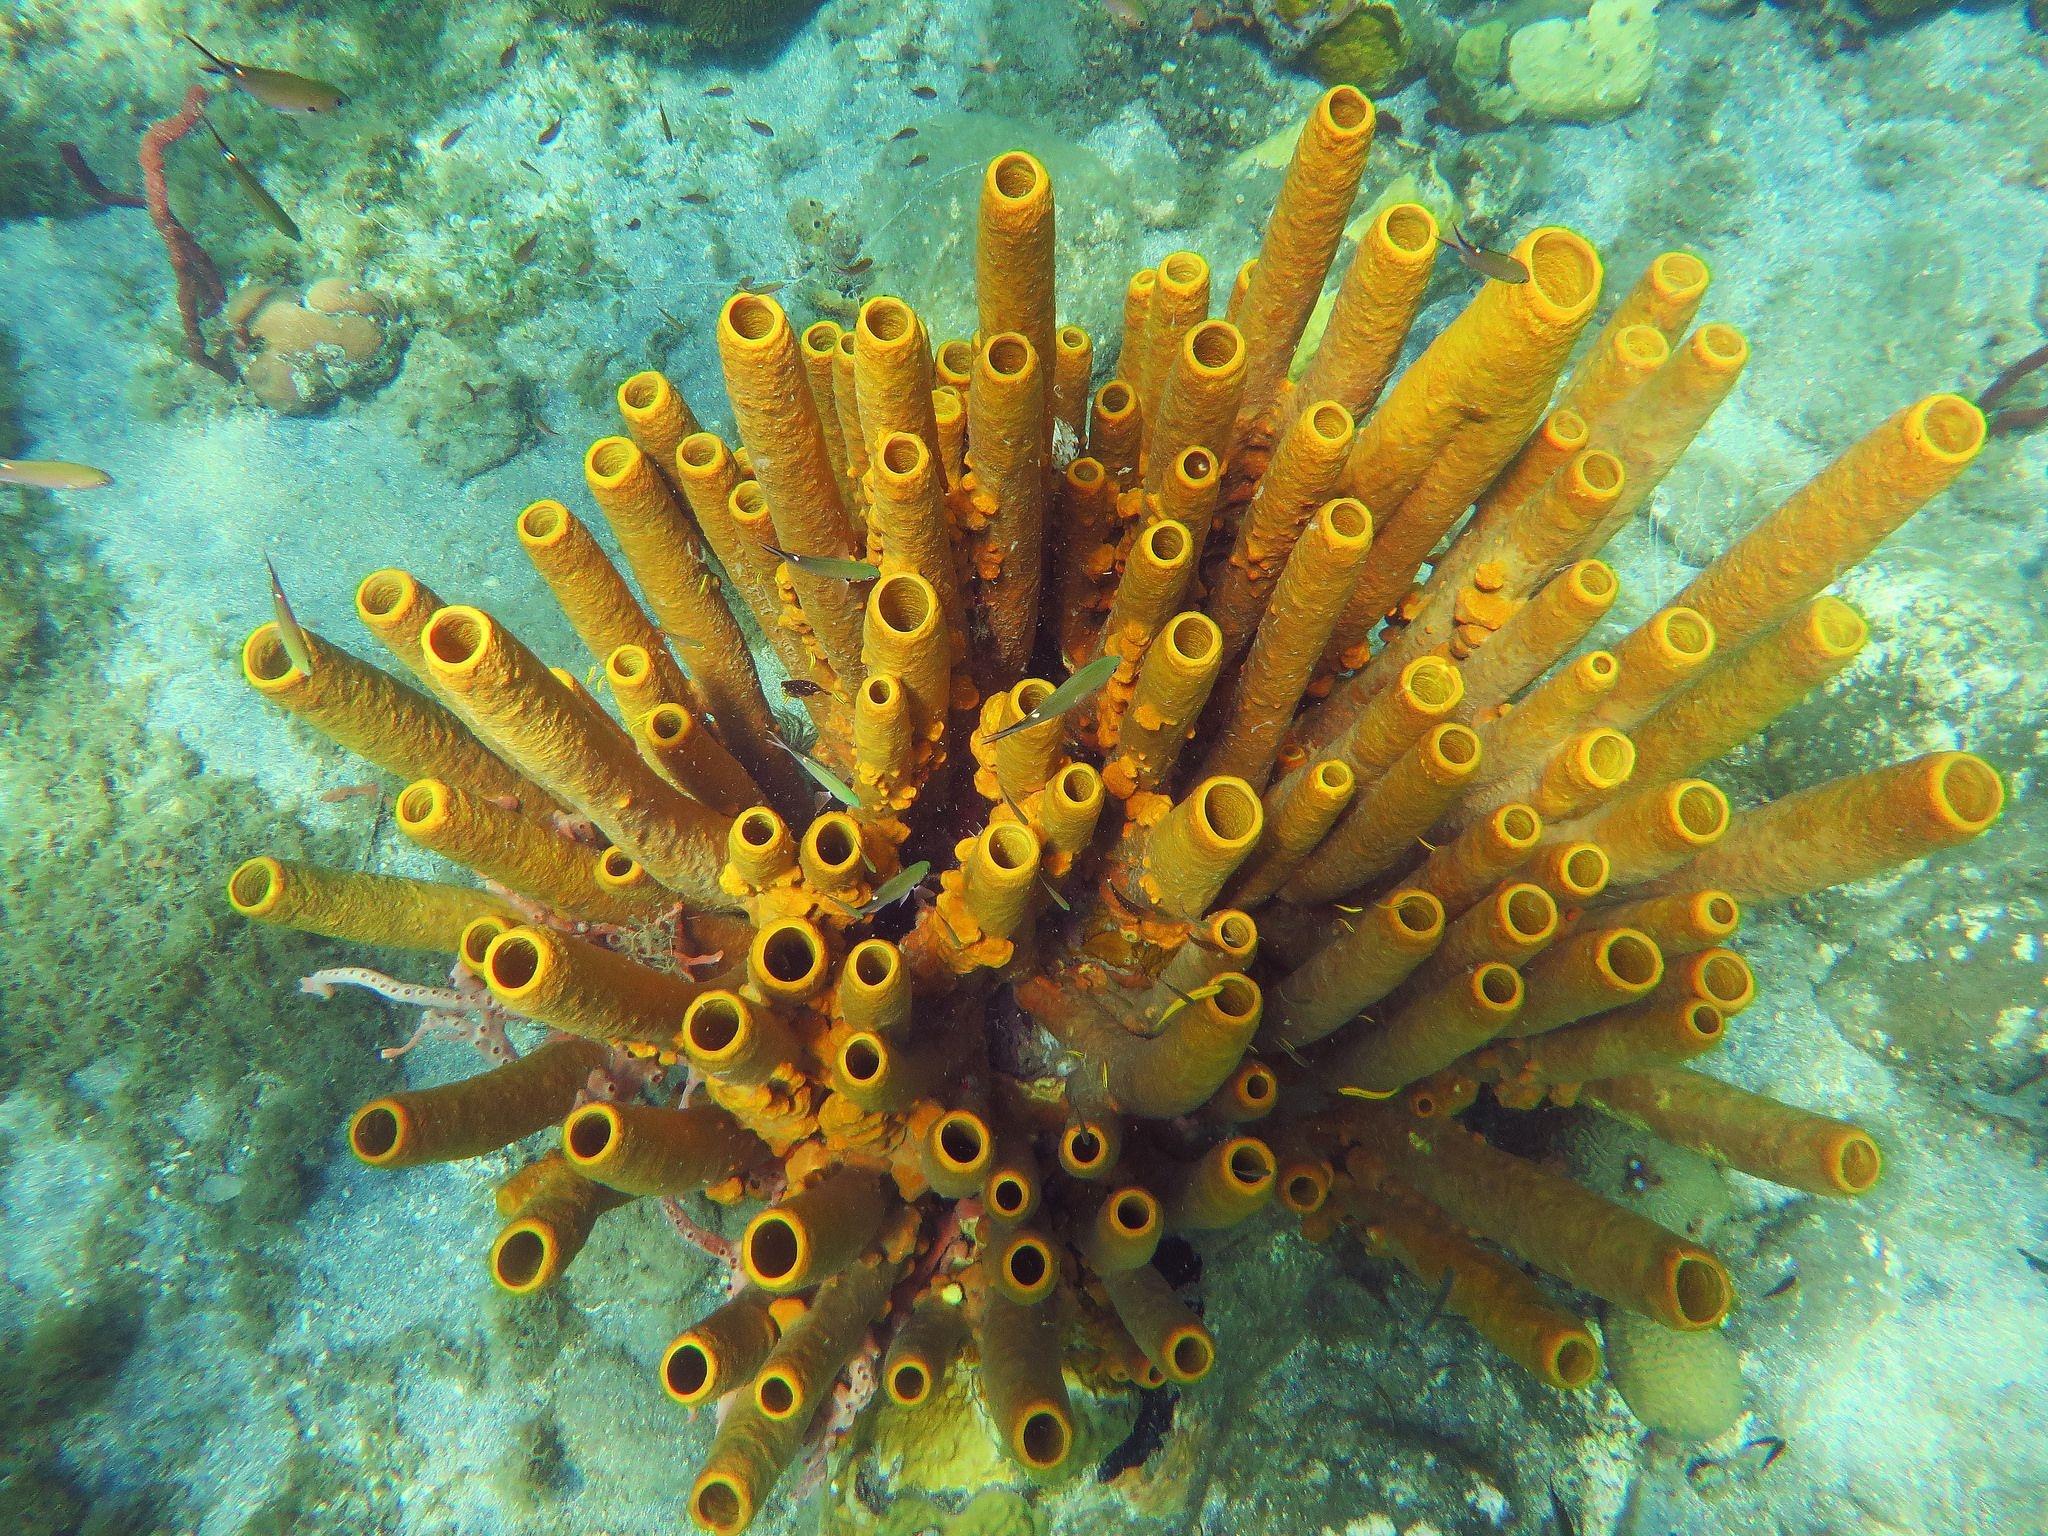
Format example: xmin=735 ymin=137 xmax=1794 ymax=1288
xmin=204 ymin=120 xmax=301 ymax=241
xmin=183 ymin=34 xmax=347 ymax=114
xmin=265 ymin=556 xmax=315 ymax=675
xmin=771 ymin=738 xmax=859 ymax=807
xmin=0 ymin=458 xmax=112 ymax=490
xmin=759 ymin=541 xmax=879 ymax=583
xmin=1441 ymin=224 xmax=1530 ymax=285
xmin=853 ymin=859 xmax=931 ymax=917
xmin=986 ymin=653 xmax=1121 ymax=742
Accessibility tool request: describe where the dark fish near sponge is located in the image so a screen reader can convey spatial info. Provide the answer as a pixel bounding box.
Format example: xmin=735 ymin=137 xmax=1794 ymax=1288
xmin=1442 ymin=223 xmax=1529 ymax=285
xmin=203 ymin=120 xmax=301 ymax=241
xmin=183 ymin=33 xmax=346 ymax=114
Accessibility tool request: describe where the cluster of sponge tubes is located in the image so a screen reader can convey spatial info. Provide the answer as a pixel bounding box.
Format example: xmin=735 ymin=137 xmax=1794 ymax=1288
xmin=226 ymin=83 xmax=2003 ymax=1534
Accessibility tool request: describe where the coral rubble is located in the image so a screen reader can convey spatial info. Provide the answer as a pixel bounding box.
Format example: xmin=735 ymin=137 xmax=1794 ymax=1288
xmin=227 ymin=85 xmax=2001 ymax=1532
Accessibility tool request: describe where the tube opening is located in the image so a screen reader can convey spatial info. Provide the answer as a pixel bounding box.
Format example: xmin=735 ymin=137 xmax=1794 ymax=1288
xmin=1112 ymin=1191 xmax=1156 ymax=1234
xmin=738 ymin=809 xmax=781 ymax=850
xmin=648 ymin=705 xmax=689 ymax=747
xmin=597 ymin=848 xmax=640 ymax=884
xmin=1240 ymin=1065 xmax=1275 ymax=1103
xmin=1383 ymin=202 xmax=1433 ymax=254
xmin=1616 ymin=324 xmax=1668 ymax=368
xmin=394 ymin=782 xmax=444 ymax=831
xmin=1436 ymin=725 xmax=1481 ymax=768
xmin=1576 ymin=563 xmax=1620 ymax=600
xmin=1936 ymin=754 xmax=2002 ymax=828
xmin=890 ymin=1363 xmax=929 ymax=1403
xmin=1560 ymin=845 xmax=1609 ymax=896
xmin=1010 ymin=679 xmax=1054 ymax=720
xmin=800 ymin=320 xmax=839 ymax=357
xmin=986 ymin=822 xmax=1036 ymax=871
xmin=1312 ymin=760 xmax=1353 ymax=795
xmin=1145 ymin=519 xmax=1191 ymax=564
xmin=587 ymin=438 xmax=634 ymax=480
xmin=228 ymin=858 xmax=281 ymax=912
xmin=726 ymin=293 xmax=777 ymax=341
xmin=1169 ymin=1332 xmax=1214 ymax=1380
xmin=747 ymin=1218 xmax=801 ymax=1282
xmin=1579 ymin=450 xmax=1624 ymax=494
xmin=1408 ymin=658 xmax=1459 ymax=708
xmin=622 ymin=373 xmax=664 ymax=411
xmin=693 ymin=1479 xmax=746 ymax=1535
xmin=1224 ymin=1140 xmax=1275 ymax=1190
xmin=991 ymin=1176 xmax=1029 ymax=1218
xmin=1214 ymin=911 xmax=1257 ymax=952
xmin=938 ymin=338 xmax=974 ymax=375
xmin=356 ymin=570 xmax=408 ymax=619
xmin=1552 ymin=1336 xmax=1599 ymax=1389
xmin=1066 ymin=1129 xmax=1103 ymax=1167
xmin=1324 ymin=84 xmax=1370 ymax=130
xmin=1284 ymin=1173 xmax=1322 ymax=1209
xmin=1206 ymin=975 xmax=1260 ymax=1024
xmin=1004 ymin=1238 xmax=1049 ymax=1289
xmin=486 ymin=933 xmax=541 ymax=992
xmin=1656 ymin=251 xmax=1709 ymax=294
xmin=1160 ymin=250 xmax=1205 ymax=287
xmin=1324 ymin=499 xmax=1369 ymax=541
xmin=680 ymin=433 xmax=720 ymax=469
xmin=1694 ymin=322 xmax=1748 ymax=367
xmin=686 ymin=995 xmax=746 ymax=1055
xmin=852 ymin=942 xmax=897 ymax=988
xmin=1165 ymin=612 xmax=1220 ymax=665
xmin=1019 ymin=1409 xmax=1069 ymax=1469
xmin=424 ymin=608 xmax=486 ymax=667
xmin=1187 ymin=320 xmax=1241 ymax=371
xmin=1695 ymin=952 xmax=1751 ymax=1008
xmin=992 ymin=152 xmax=1040 ymax=201
xmin=861 ymin=297 xmax=912 ymax=344
xmin=1527 ymin=230 xmax=1599 ymax=310
xmin=608 ymin=646 xmax=650 ymax=684
xmin=1547 ymin=409 xmax=1591 ymax=448
xmin=1583 ymin=651 xmax=1620 ymax=683
xmin=518 ymin=503 xmax=568 ymax=550
xmin=879 ymin=432 xmax=924 ymax=476
xmin=1675 ymin=782 xmax=1729 ymax=839
xmin=841 ymin=1036 xmax=884 ymax=1084
xmin=1583 ymin=731 xmax=1633 ymax=785
xmin=1673 ymin=1257 xmax=1731 ymax=1327
xmin=937 ymin=1115 xmax=987 ymax=1169
xmin=664 ymin=1342 xmax=710 ymax=1401
xmin=493 ymin=1228 xmax=549 ymax=1289
xmin=874 ymin=572 xmax=935 ymax=635
xmin=350 ymin=1105 xmax=400 ymax=1160
xmin=1069 ymin=458 xmax=1104 ymax=487
xmin=1055 ymin=764 xmax=1099 ymax=808
xmin=1503 ymin=886 xmax=1556 ymax=942
xmin=809 ymin=817 xmax=860 ymax=872
xmin=1060 ymin=324 xmax=1087 ymax=351
xmin=1813 ymin=597 xmax=1868 ymax=654
xmin=1476 ymin=963 xmax=1522 ymax=1007
xmin=759 ymin=924 xmax=823 ymax=985
xmin=459 ymin=918 xmax=504 ymax=969
xmin=1604 ymin=932 xmax=1661 ymax=988
xmin=1703 ymin=893 xmax=1739 ymax=930
xmin=1684 ymin=1001 xmax=1724 ymax=1041
xmin=1099 ymin=381 xmax=1134 ymax=416
xmin=564 ymin=1105 xmax=617 ymax=1162
xmin=1836 ymin=1134 xmax=1883 ymax=1193
xmin=1178 ymin=446 xmax=1217 ymax=484
xmin=757 ymin=1372 xmax=797 ymax=1418
xmin=1500 ymin=805 xmax=1541 ymax=844
xmin=1660 ymin=609 xmax=1713 ymax=658
xmin=730 ymin=481 xmax=768 ymax=520
xmin=1196 ymin=778 xmax=1261 ymax=846
xmin=1308 ymin=404 xmax=1352 ymax=446
xmin=986 ymin=334 xmax=1031 ymax=378
xmin=1393 ymin=891 xmax=1443 ymax=938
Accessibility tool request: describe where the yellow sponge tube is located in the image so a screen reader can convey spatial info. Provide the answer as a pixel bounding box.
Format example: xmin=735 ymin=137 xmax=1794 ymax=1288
xmin=484 ymin=924 xmax=702 ymax=1051
xmin=349 ymin=1036 xmax=610 ymax=1169
xmin=1293 ymin=201 xmax=1436 ymax=422
xmin=228 ymin=855 xmax=513 ymax=950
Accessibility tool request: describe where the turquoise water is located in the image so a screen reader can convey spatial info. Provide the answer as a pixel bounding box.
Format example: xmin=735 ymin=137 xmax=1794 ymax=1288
xmin=1 ymin=2 xmax=2043 ymax=1533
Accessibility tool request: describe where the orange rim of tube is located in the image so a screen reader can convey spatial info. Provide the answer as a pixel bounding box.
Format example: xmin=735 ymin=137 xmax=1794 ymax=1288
xmin=1471 ymin=962 xmax=1525 ymax=1013
xmin=887 ymin=1357 xmax=932 ymax=1406
xmin=348 ymin=1098 xmax=410 ymax=1167
xmin=987 ymin=149 xmax=1046 ymax=209
xmin=936 ymin=337 xmax=974 ymax=388
xmin=677 ymin=432 xmax=723 ymax=473
xmin=1181 ymin=318 xmax=1243 ymax=377
xmin=1519 ymin=228 xmax=1602 ymax=326
xmin=684 ymin=991 xmax=756 ymax=1068
xmin=1207 ymin=908 xmax=1259 ymax=962
xmin=1192 ymin=778 xmax=1263 ymax=855
xmin=1612 ymin=323 xmax=1669 ymax=372
xmin=983 ymin=331 xmax=1033 ymax=380
xmin=1650 ymin=607 xmax=1714 ymax=665
xmin=1929 ymin=753 xmax=2003 ymax=832
xmin=1430 ymin=723 xmax=1482 ymax=777
xmin=1905 ymin=394 xmax=1985 ymax=462
xmin=1569 ymin=563 xmax=1619 ymax=606
xmin=1692 ymin=891 xmax=1741 ymax=940
xmin=458 ymin=916 xmax=507 ymax=971
xmin=483 ymin=928 xmax=551 ymax=1005
xmin=584 ymin=435 xmax=640 ymax=488
xmin=750 ymin=919 xmax=828 ymax=1001
xmin=240 ymin=624 xmax=302 ymax=690
xmin=1825 ymin=1130 xmax=1884 ymax=1195
xmin=1160 ymin=1322 xmax=1216 ymax=1384
xmin=1163 ymin=611 xmax=1221 ymax=668
xmin=226 ymin=855 xmax=287 ymax=917
xmin=661 ymin=1332 xmax=721 ymax=1406
xmin=1316 ymin=82 xmax=1372 ymax=137
xmin=1096 ymin=379 xmax=1137 ymax=422
xmin=1542 ymin=1329 xmax=1603 ymax=1391
xmin=986 ymin=1164 xmax=1036 ymax=1221
xmin=1685 ymin=949 xmax=1755 ymax=1013
xmin=1676 ymin=1000 xmax=1725 ymax=1045
xmin=421 ymin=604 xmax=492 ymax=677
xmin=1004 ymin=677 xmax=1054 ymax=728
xmin=721 ymin=289 xmax=788 ymax=350
xmin=691 ymin=1472 xmax=752 ymax=1536
xmin=1011 ymin=1400 xmax=1072 ymax=1471
xmin=1594 ymin=929 xmax=1662 ymax=991
xmin=394 ymin=779 xmax=451 ymax=838
xmin=617 ymin=368 xmax=672 ymax=416
xmin=1497 ymin=884 xmax=1558 ymax=946
xmin=799 ymin=319 xmax=840 ymax=363
xmin=998 ymin=1232 xmax=1056 ymax=1304
xmin=929 ymin=1111 xmax=991 ymax=1181
xmin=1217 ymin=1137 xmax=1277 ymax=1198
xmin=1667 ymin=781 xmax=1731 ymax=846
xmin=871 ymin=570 xmax=939 ymax=641
xmin=1388 ymin=889 xmax=1447 ymax=944
xmin=491 ymin=1220 xmax=559 ymax=1294
xmin=562 ymin=1101 xmax=625 ymax=1172
xmin=355 ymin=567 xmax=417 ymax=626
xmin=733 ymin=806 xmax=788 ymax=855
xmin=1492 ymin=805 xmax=1543 ymax=854
xmin=1664 ymin=1250 xmax=1733 ymax=1330
xmin=1276 ymin=1159 xmax=1331 ymax=1215
xmin=1570 ymin=449 xmax=1624 ymax=499
xmin=595 ymin=849 xmax=646 ymax=894
xmin=876 ymin=430 xmax=927 ymax=486
xmin=978 ymin=821 xmax=1040 ymax=887
xmin=1551 ymin=843 xmax=1610 ymax=901
xmin=1053 ymin=763 xmax=1103 ymax=816
xmin=646 ymin=704 xmax=694 ymax=750
xmin=1203 ymin=973 xmax=1261 ymax=1028
xmin=1319 ymin=496 xmax=1371 ymax=547
xmin=1173 ymin=445 xmax=1218 ymax=492
xmin=1650 ymin=251 xmax=1710 ymax=306
xmin=802 ymin=814 xmax=865 ymax=883
xmin=606 ymin=643 xmax=652 ymax=691
xmin=1401 ymin=656 xmax=1462 ymax=714
xmin=1535 ymin=408 xmax=1590 ymax=455
xmin=1227 ymin=1061 xmax=1277 ymax=1118
xmin=1138 ymin=517 xmax=1191 ymax=569
xmin=836 ymin=1032 xmax=890 ymax=1093
xmin=841 ymin=938 xmax=902 ymax=1008
xmin=515 ymin=497 xmax=571 ymax=549
xmin=1067 ymin=457 xmax=1105 ymax=492
xmin=743 ymin=1206 xmax=812 ymax=1293
xmin=1059 ymin=1123 xmax=1116 ymax=1178
xmin=1105 ymin=1187 xmax=1160 ymax=1243
xmin=1572 ymin=729 xmax=1634 ymax=790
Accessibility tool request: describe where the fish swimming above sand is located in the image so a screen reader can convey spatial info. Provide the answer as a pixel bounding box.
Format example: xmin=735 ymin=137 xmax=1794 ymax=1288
xmin=203 ymin=120 xmax=301 ymax=240
xmin=0 ymin=458 xmax=113 ymax=490
xmin=183 ymin=34 xmax=347 ymax=114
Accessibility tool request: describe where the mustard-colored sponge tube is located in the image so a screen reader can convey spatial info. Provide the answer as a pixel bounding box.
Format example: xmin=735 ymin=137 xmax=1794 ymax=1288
xmin=867 ymin=430 xmax=964 ymax=645
xmin=1461 ymin=726 xmax=1633 ymax=828
xmin=1051 ymin=973 xmax=1263 ymax=1118
xmin=1098 ymin=518 xmax=1197 ymax=673
xmin=1105 ymin=610 xmax=1221 ymax=797
xmin=1101 ymin=1264 xmax=1215 ymax=1384
xmin=1232 ymin=86 xmax=1376 ymax=432
xmin=1411 ymin=804 xmax=1543 ymax=917
xmin=976 ymin=150 xmax=1058 ymax=448
xmin=1581 ymin=1066 xmax=1883 ymax=1197
xmin=394 ymin=777 xmax=639 ymax=925
xmin=663 ymin=1290 xmax=778 ymax=1409
xmin=1269 ymin=888 xmax=1444 ymax=1049
xmin=1320 ymin=654 xmax=1466 ymax=787
xmin=968 ymin=331 xmax=1049 ymax=682
xmin=1466 ymin=650 xmax=1617 ymax=800
xmin=741 ymin=1167 xmax=890 ymax=1294
xmin=1406 ymin=881 xmax=1558 ymax=993
xmin=1147 ymin=319 xmax=1247 ymax=493
xmin=1338 ymin=1172 xmax=1601 ymax=1390
xmin=1458 ymin=564 xmax=1619 ymax=723
xmin=1294 ymin=201 xmax=1436 ymax=422
xmin=616 ymin=368 xmax=700 ymax=470
xmin=1676 ymin=394 xmax=1984 ymax=653
xmin=1054 ymin=323 xmax=1093 ymax=443
xmin=1643 ymin=751 xmax=2004 ymax=902
xmin=490 ymin=1153 xmax=630 ymax=1294
xmin=1497 ymin=996 xmax=1725 ymax=1096
xmin=562 ymin=1101 xmax=764 ymax=1197
xmin=882 ymin=1296 xmax=966 ymax=1407
xmin=921 ymin=1109 xmax=994 ymax=1198
xmin=354 ymin=567 xmax=456 ymax=695
xmin=1628 ymin=596 xmax=1868 ymax=789
xmin=1595 ymin=606 xmax=1717 ymax=731
xmin=420 ymin=604 xmax=732 ymax=905
xmin=1081 ymin=1186 xmax=1162 ymax=1273
xmin=800 ymin=320 xmax=857 ymax=513
xmin=978 ymin=1291 xmax=1074 ymax=1473
xmin=1281 ymin=724 xmax=1483 ymax=905
xmin=1328 ymin=961 xmax=1524 ymax=1096
xmin=484 ymin=924 xmax=702 ymax=1052
xmin=348 ymin=1035 xmax=610 ymax=1169
xmin=1555 ymin=322 xmax=1669 ymax=429
xmin=1138 ymin=251 xmax=1210 ymax=430
xmin=1167 ymin=1134 xmax=1276 ymax=1229
xmin=1092 ymin=378 xmax=1142 ymax=489
xmin=1231 ymin=757 xmax=1355 ymax=908
xmin=717 ymin=292 xmax=865 ymax=677
xmin=1467 ymin=408 xmax=1588 ymax=541
xmin=1199 ymin=497 xmax=1374 ymax=787
xmin=1561 ymin=889 xmax=1738 ymax=956
xmin=242 ymin=622 xmax=537 ymax=808
xmin=638 ymin=698 xmax=764 ymax=818
xmin=853 ymin=296 xmax=942 ymax=479
xmin=671 ymin=433 xmax=785 ymax=651
xmin=863 ymin=571 xmax=950 ymax=757
xmin=1348 ymin=1109 xmax=1732 ymax=1331
xmin=1495 ymin=927 xmax=1664 ymax=1039
xmin=1132 ymin=776 xmax=1265 ymax=921
xmin=228 ymin=855 xmax=514 ymax=951
xmin=1563 ymin=778 xmax=1729 ymax=887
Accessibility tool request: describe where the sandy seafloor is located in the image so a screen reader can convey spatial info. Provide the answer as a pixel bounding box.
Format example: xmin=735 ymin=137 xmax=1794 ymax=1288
xmin=1 ymin=0 xmax=2045 ymax=1532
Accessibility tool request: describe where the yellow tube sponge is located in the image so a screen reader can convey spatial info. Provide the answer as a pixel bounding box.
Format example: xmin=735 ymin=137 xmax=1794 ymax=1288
xmin=1138 ymin=251 xmax=1210 ymax=430
xmin=1594 ymin=606 xmax=1717 ymax=731
xmin=867 ymin=429 xmax=965 ymax=645
xmin=349 ymin=1035 xmax=610 ymax=1169
xmin=563 ymin=1101 xmax=764 ymax=1196
xmin=394 ymin=777 xmax=647 ymax=925
xmin=1269 ymin=888 xmax=1444 ymax=1049
xmin=663 ymin=1290 xmax=779 ymax=1409
xmin=1147 ymin=319 xmax=1247 ymax=493
xmin=1410 ymin=804 xmax=1543 ymax=917
xmin=484 ymin=924 xmax=703 ymax=1052
xmin=1642 ymin=751 xmax=2003 ymax=903
xmin=1328 ymin=961 xmax=1525 ymax=1095
xmin=977 ymin=1291 xmax=1074 ymax=1474
xmin=1167 ymin=1134 xmax=1277 ymax=1229
xmin=228 ymin=855 xmax=514 ymax=950
xmin=490 ymin=1153 xmax=630 ymax=1294
xmin=1562 ymin=778 xmax=1728 ymax=886
xmin=1130 ymin=776 xmax=1265 ymax=922
xmin=1101 ymin=1264 xmax=1215 ymax=1384
xmin=1293 ymin=201 xmax=1437 ymax=422
xmin=1091 ymin=378 xmax=1142 ymax=489
xmin=1495 ymin=926 xmax=1664 ymax=1039
xmin=1104 ymin=611 xmax=1221 ymax=797
xmin=966 ymin=332 xmax=1049 ymax=683
xmin=1281 ymin=723 xmax=1483 ymax=905
xmin=1230 ymin=757 xmax=1355 ymax=908
xmin=976 ymin=150 xmax=1057 ymax=452
xmin=616 ymin=368 xmax=700 ymax=470
xmin=853 ymin=296 xmax=942 ymax=480
xmin=741 ymin=1167 xmax=890 ymax=1293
